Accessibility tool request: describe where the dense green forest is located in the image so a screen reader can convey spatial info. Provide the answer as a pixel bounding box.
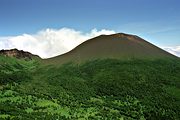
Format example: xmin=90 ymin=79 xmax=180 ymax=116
xmin=0 ymin=55 xmax=180 ymax=119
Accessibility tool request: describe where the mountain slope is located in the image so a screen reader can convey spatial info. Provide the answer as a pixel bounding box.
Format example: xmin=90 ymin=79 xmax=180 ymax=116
xmin=0 ymin=33 xmax=179 ymax=119
xmin=0 ymin=49 xmax=40 ymax=60
xmin=1 ymin=57 xmax=179 ymax=119
xmin=44 ymin=33 xmax=176 ymax=64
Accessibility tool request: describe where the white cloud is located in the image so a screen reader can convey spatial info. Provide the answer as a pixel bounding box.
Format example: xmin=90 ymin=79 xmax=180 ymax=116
xmin=1 ymin=28 xmax=178 ymax=58
xmin=0 ymin=28 xmax=115 ymax=58
xmin=162 ymin=46 xmax=180 ymax=57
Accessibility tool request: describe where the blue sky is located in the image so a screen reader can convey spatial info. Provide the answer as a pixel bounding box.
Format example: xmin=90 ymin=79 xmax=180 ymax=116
xmin=0 ymin=0 xmax=180 ymax=57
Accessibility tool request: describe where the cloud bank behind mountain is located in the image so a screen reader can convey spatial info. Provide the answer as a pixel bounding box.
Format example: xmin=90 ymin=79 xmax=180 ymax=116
xmin=0 ymin=28 xmax=115 ymax=58
xmin=163 ymin=46 xmax=180 ymax=57
xmin=0 ymin=28 xmax=179 ymax=58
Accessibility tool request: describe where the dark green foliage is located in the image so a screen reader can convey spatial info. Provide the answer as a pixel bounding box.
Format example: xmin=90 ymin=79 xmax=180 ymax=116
xmin=0 ymin=56 xmax=36 ymax=85
xmin=0 ymin=71 xmax=31 ymax=84
xmin=0 ymin=56 xmax=179 ymax=119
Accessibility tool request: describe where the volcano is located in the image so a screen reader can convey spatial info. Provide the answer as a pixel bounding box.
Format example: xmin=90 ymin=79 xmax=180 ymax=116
xmin=44 ymin=33 xmax=176 ymax=64
xmin=0 ymin=33 xmax=179 ymax=119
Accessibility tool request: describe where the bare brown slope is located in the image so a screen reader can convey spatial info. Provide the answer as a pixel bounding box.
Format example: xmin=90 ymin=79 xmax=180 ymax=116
xmin=0 ymin=48 xmax=41 ymax=60
xmin=43 ymin=33 xmax=176 ymax=64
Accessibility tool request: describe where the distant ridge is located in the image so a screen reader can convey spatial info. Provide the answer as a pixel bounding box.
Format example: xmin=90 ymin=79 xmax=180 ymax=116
xmin=0 ymin=49 xmax=40 ymax=60
xmin=44 ymin=33 xmax=177 ymax=64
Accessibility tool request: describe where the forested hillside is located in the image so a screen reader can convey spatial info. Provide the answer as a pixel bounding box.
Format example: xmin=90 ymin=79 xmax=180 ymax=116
xmin=0 ymin=55 xmax=179 ymax=119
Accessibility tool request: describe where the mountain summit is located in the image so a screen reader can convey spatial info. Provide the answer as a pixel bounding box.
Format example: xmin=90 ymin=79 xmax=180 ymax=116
xmin=44 ymin=33 xmax=176 ymax=64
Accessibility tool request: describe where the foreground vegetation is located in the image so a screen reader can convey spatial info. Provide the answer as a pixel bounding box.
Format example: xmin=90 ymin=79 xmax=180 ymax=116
xmin=0 ymin=55 xmax=180 ymax=119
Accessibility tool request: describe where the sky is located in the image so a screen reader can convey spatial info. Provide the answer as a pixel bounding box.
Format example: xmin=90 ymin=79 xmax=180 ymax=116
xmin=0 ymin=0 xmax=180 ymax=58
